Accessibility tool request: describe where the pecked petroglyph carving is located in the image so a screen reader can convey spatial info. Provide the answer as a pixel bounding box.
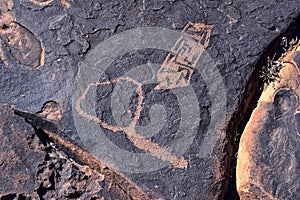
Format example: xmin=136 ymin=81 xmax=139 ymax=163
xmin=0 ymin=0 xmax=44 ymax=68
xmin=75 ymin=22 xmax=213 ymax=169
xmin=156 ymin=22 xmax=214 ymax=90
xmin=28 ymin=0 xmax=54 ymax=6
xmin=28 ymin=0 xmax=72 ymax=8
xmin=75 ymin=77 xmax=188 ymax=169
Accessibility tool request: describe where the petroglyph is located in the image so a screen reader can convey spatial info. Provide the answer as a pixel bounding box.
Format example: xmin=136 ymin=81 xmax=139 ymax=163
xmin=28 ymin=0 xmax=54 ymax=6
xmin=0 ymin=0 xmax=44 ymax=68
xmin=75 ymin=77 xmax=188 ymax=169
xmin=28 ymin=0 xmax=71 ymax=8
xmin=156 ymin=22 xmax=214 ymax=90
xmin=75 ymin=22 xmax=213 ymax=169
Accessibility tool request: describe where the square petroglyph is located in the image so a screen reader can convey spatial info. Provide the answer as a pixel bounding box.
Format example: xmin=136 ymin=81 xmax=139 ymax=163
xmin=156 ymin=22 xmax=214 ymax=90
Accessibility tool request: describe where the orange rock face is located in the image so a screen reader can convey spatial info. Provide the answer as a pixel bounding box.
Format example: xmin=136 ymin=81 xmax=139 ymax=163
xmin=237 ymin=41 xmax=300 ymax=199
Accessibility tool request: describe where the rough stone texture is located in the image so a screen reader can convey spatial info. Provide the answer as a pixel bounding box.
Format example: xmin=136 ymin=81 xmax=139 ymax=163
xmin=237 ymin=42 xmax=300 ymax=199
xmin=0 ymin=104 xmax=45 ymax=198
xmin=0 ymin=104 xmax=132 ymax=199
xmin=0 ymin=0 xmax=300 ymax=199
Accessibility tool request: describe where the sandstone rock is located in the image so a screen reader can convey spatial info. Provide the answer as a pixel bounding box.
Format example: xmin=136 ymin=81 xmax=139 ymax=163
xmin=0 ymin=0 xmax=300 ymax=199
xmin=237 ymin=41 xmax=300 ymax=199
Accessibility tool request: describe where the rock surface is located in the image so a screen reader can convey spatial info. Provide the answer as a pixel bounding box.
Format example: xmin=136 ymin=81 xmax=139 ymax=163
xmin=0 ymin=0 xmax=300 ymax=199
xmin=0 ymin=104 xmax=137 ymax=199
xmin=237 ymin=41 xmax=300 ymax=199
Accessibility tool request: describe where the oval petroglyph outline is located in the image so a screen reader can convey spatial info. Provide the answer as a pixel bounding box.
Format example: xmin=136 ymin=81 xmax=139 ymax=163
xmin=75 ymin=76 xmax=188 ymax=169
xmin=72 ymin=26 xmax=227 ymax=173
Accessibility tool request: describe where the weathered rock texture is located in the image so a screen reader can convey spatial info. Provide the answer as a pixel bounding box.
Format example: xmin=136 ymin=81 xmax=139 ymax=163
xmin=0 ymin=104 xmax=138 ymax=199
xmin=237 ymin=41 xmax=300 ymax=199
xmin=0 ymin=0 xmax=300 ymax=199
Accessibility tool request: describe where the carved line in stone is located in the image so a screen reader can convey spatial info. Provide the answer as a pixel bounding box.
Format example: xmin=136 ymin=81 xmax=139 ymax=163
xmin=155 ymin=22 xmax=214 ymax=90
xmin=28 ymin=0 xmax=72 ymax=8
xmin=75 ymin=77 xmax=188 ymax=169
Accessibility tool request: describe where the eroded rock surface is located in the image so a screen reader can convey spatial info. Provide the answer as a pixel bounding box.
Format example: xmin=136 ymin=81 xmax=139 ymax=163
xmin=0 ymin=104 xmax=134 ymax=199
xmin=0 ymin=0 xmax=300 ymax=199
xmin=0 ymin=104 xmax=44 ymax=198
xmin=237 ymin=41 xmax=300 ymax=199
